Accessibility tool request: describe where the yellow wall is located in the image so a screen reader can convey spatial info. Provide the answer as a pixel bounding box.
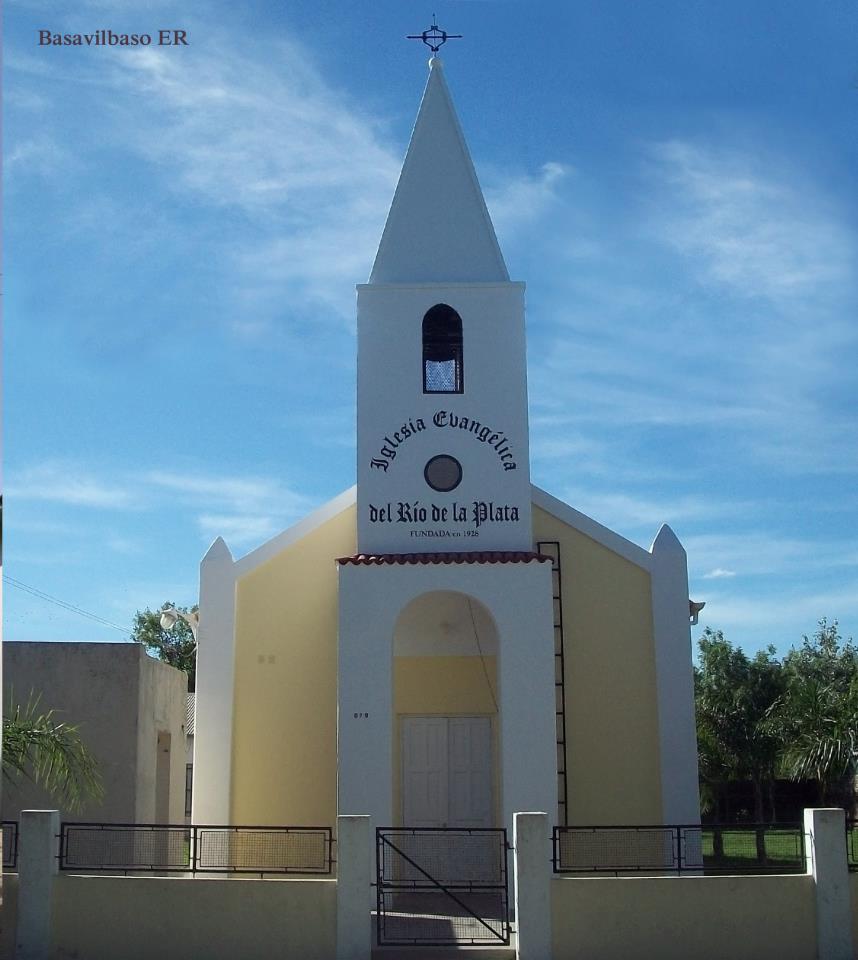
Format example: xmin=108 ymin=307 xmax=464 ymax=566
xmin=532 ymin=506 xmax=662 ymax=823
xmin=393 ymin=655 xmax=499 ymax=824
xmin=230 ymin=505 xmax=356 ymax=826
xmin=394 ymin=655 xmax=498 ymax=715
xmin=230 ymin=499 xmax=663 ymax=827
xmin=552 ymin=874 xmax=817 ymax=960
xmin=51 ymin=875 xmax=335 ymax=960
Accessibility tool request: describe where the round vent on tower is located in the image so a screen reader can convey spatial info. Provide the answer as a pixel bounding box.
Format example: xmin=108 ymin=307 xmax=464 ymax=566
xmin=424 ymin=454 xmax=463 ymax=492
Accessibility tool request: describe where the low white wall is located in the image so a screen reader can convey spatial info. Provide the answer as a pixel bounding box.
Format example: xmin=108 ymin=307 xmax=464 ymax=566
xmin=51 ymin=874 xmax=336 ymax=960
xmin=552 ymin=874 xmax=817 ymax=960
xmin=851 ymin=872 xmax=858 ymax=956
xmin=2 ymin=873 xmax=19 ymax=958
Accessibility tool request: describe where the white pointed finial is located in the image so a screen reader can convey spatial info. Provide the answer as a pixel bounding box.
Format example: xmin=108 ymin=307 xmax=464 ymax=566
xmin=429 ymin=56 xmax=443 ymax=69
xmin=203 ymin=535 xmax=233 ymax=564
xmin=651 ymin=523 xmax=684 ymax=556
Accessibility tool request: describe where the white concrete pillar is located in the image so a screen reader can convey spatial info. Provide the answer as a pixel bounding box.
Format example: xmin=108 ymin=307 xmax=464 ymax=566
xmin=513 ymin=812 xmax=552 ymax=960
xmin=336 ymin=815 xmax=372 ymax=960
xmin=192 ymin=536 xmax=236 ymax=825
xmin=650 ymin=524 xmax=701 ymax=824
xmin=498 ymin=562 xmax=557 ymax=833
xmin=804 ymin=807 xmax=854 ymax=960
xmin=16 ymin=809 xmax=60 ymax=960
xmin=336 ymin=566 xmax=393 ymax=828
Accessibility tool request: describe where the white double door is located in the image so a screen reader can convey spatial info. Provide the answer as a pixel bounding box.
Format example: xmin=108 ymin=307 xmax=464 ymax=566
xmin=401 ymin=716 xmax=493 ymax=828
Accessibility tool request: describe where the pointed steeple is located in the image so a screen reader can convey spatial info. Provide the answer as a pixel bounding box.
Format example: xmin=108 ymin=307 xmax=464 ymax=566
xmin=369 ymin=58 xmax=509 ymax=284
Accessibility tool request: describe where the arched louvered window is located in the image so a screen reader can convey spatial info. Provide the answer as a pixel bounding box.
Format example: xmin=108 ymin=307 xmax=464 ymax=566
xmin=422 ymin=304 xmax=463 ymax=393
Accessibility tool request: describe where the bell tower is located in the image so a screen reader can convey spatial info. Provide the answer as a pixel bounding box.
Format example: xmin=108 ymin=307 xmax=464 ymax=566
xmin=356 ymin=57 xmax=532 ymax=553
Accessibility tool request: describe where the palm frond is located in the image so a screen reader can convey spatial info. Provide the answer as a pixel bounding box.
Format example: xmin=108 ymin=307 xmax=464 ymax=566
xmin=3 ymin=691 xmax=104 ymax=812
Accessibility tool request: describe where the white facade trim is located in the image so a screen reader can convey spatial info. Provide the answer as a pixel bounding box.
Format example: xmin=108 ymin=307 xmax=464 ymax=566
xmin=191 ymin=537 xmax=236 ymax=825
xmin=233 ymin=486 xmax=356 ymax=577
xmin=650 ymin=523 xmax=700 ymax=824
xmin=531 ymin=484 xmax=653 ymax=571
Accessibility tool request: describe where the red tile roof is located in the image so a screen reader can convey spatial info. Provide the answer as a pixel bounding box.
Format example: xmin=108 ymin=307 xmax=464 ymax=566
xmin=337 ymin=551 xmax=552 ymax=566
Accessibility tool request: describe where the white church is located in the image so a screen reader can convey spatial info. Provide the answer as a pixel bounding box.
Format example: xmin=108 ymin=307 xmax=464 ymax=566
xmin=190 ymin=55 xmax=701 ymax=839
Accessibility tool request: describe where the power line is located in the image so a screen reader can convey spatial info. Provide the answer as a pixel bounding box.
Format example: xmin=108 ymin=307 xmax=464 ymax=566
xmin=3 ymin=575 xmax=130 ymax=636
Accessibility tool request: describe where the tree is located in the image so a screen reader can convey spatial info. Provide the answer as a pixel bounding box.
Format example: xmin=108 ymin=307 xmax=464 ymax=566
xmin=132 ymin=602 xmax=198 ymax=691
xmin=694 ymin=628 xmax=785 ymax=855
xmin=695 ymin=619 xmax=858 ymax=826
xmin=2 ymin=693 xmax=103 ymax=812
xmin=778 ymin=619 xmax=858 ymax=805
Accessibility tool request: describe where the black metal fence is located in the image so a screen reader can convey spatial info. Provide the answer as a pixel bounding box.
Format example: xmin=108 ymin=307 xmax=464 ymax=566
xmin=195 ymin=825 xmax=333 ymax=874
xmin=59 ymin=822 xmax=334 ymax=875
xmin=376 ymin=827 xmax=511 ymax=946
xmin=553 ymin=824 xmax=806 ymax=875
xmin=2 ymin=820 xmax=19 ymax=871
xmin=848 ymin=820 xmax=857 ymax=873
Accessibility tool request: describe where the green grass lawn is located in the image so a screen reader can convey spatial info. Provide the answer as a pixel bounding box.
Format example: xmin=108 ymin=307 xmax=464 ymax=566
xmin=700 ymin=827 xmax=803 ymax=869
xmin=699 ymin=823 xmax=856 ymax=871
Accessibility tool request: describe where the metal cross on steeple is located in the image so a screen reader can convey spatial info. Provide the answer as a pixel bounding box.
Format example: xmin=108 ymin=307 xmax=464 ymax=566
xmin=406 ymin=17 xmax=462 ymax=54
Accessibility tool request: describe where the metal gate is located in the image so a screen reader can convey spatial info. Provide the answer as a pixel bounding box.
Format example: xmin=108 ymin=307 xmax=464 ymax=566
xmin=376 ymin=827 xmax=511 ymax=946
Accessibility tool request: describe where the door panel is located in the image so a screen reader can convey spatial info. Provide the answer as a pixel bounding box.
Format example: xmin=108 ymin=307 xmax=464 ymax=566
xmin=448 ymin=717 xmax=492 ymax=828
xmin=402 ymin=716 xmax=493 ymax=828
xmin=402 ymin=717 xmax=448 ymax=826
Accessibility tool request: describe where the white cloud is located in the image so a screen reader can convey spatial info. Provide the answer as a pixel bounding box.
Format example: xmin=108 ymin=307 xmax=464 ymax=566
xmin=8 ymin=32 xmax=573 ymax=331
xmin=105 ymin=535 xmax=143 ymax=557
xmin=197 ymin=513 xmax=282 ymax=549
xmin=8 ymin=0 xmax=162 ymax=8
xmin=702 ymin=567 xmax=736 ymax=580
xmin=529 ymin=432 xmax=606 ymax=464
xmin=488 ymin=161 xmax=570 ymax=236
xmin=698 ymin=582 xmax=858 ymax=637
xmin=558 ymin=486 xmax=740 ymax=535
xmin=4 ymin=135 xmax=71 ymax=180
xmin=145 ymin=468 xmax=312 ymax=550
xmin=686 ymin=531 xmax=858 ymax=581
xmin=522 ymin=137 xmax=858 ymax=482
xmin=8 ymin=460 xmax=313 ymax=554
xmin=116 ymin=42 xmax=398 ymax=216
xmin=6 ymin=463 xmax=135 ymax=509
xmin=145 ymin=470 xmax=303 ymax=511
xmin=102 ymin=40 xmax=400 ymax=320
xmin=647 ymin=140 xmax=855 ymax=307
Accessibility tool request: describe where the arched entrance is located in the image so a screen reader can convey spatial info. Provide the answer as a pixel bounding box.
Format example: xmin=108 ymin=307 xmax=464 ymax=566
xmin=393 ymin=591 xmax=499 ymax=829
xmin=336 ymin=556 xmax=556 ymax=832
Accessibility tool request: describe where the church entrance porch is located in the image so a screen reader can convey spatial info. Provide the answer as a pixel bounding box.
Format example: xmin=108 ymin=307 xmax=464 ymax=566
xmin=336 ymin=554 xmax=556 ymax=835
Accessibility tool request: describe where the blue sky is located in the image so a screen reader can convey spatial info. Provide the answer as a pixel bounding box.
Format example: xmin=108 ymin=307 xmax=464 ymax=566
xmin=4 ymin=0 xmax=857 ymax=657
